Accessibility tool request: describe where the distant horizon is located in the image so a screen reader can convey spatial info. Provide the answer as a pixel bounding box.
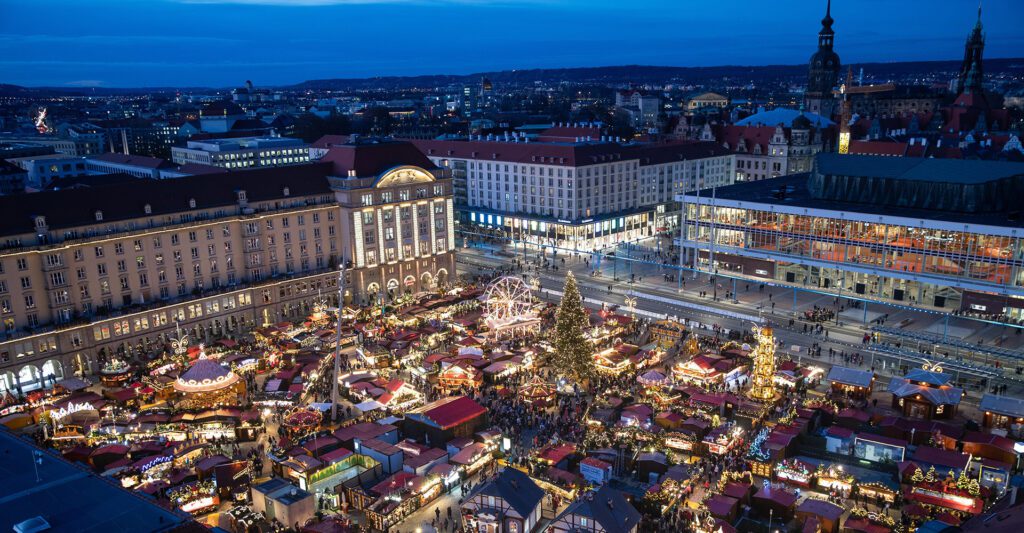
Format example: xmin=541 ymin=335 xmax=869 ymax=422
xmin=1 ymin=0 xmax=1022 ymax=87
xmin=5 ymin=56 xmax=1024 ymax=91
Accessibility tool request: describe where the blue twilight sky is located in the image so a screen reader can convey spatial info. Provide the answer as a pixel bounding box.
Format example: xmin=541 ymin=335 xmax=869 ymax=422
xmin=0 ymin=0 xmax=1021 ymax=88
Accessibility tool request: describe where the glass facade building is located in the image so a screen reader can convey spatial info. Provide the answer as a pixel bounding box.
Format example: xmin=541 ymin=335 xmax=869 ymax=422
xmin=677 ymin=156 xmax=1024 ymax=323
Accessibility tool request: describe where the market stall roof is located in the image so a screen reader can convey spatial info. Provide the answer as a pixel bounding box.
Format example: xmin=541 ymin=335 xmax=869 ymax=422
xmin=887 ymin=377 xmax=963 ymax=405
xmin=911 ymin=446 xmax=970 ymax=470
xmin=406 ymin=395 xmax=486 ymax=430
xmin=173 ymin=355 xmax=241 ymax=393
xmin=980 ymin=393 xmax=1024 ymax=419
xmin=355 ymin=400 xmax=384 ymax=413
xmin=753 ymin=486 xmax=798 ymax=508
xmin=450 ymin=442 xmax=487 ymax=465
xmin=707 ymin=494 xmax=739 ymax=517
xmin=54 ymin=377 xmax=91 ymax=391
xmin=797 ymin=498 xmax=843 ymax=521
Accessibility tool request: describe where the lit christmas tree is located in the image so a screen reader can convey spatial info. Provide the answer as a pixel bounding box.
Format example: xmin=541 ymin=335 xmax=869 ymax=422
xmin=552 ymin=271 xmax=594 ymax=381
xmin=911 ymin=467 xmax=924 ymax=483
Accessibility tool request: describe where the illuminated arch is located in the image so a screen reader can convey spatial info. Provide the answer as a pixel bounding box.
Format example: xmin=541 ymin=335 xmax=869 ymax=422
xmin=374 ymin=166 xmax=435 ymax=189
xmin=421 ymin=271 xmax=434 ymax=289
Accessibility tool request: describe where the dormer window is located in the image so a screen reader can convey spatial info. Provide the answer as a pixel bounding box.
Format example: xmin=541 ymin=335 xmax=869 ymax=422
xmin=188 ymin=198 xmax=196 ymax=208
xmin=282 ymin=187 xmax=289 ymax=197
xmin=95 ymin=210 xmax=103 ymax=221
xmin=34 ymin=216 xmax=46 ymax=229
xmin=144 ymin=204 xmax=152 ymax=215
xmin=237 ymin=190 xmax=248 ymax=202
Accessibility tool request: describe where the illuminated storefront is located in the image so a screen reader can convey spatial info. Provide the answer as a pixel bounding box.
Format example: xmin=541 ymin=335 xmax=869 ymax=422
xmin=468 ymin=210 xmax=655 ymax=253
xmin=677 ymin=155 xmax=1024 ymax=320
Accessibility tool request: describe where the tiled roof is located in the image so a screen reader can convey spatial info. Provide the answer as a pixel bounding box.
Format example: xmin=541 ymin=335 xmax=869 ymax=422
xmin=471 ymin=468 xmax=544 ymax=518
xmin=558 ymin=485 xmax=641 ymax=533
xmin=321 ymin=140 xmax=437 ymax=178
xmin=0 ymin=162 xmax=333 ymax=238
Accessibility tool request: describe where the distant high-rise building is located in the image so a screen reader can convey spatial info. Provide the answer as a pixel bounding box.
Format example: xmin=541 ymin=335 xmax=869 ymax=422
xmin=805 ymin=0 xmax=841 ymax=118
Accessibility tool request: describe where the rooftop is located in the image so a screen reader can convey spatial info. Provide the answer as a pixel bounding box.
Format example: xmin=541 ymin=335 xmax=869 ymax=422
xmin=407 ymin=395 xmax=486 ymax=430
xmin=735 ymin=107 xmax=833 ymax=128
xmin=817 ymin=153 xmax=1024 ymax=186
xmin=0 ymin=429 xmax=197 ymax=532
xmin=683 ymin=172 xmax=1024 ymax=229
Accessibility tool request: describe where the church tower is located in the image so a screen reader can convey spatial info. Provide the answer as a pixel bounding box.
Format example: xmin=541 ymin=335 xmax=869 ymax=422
xmin=956 ymin=4 xmax=985 ymax=97
xmin=805 ymin=0 xmax=841 ymax=119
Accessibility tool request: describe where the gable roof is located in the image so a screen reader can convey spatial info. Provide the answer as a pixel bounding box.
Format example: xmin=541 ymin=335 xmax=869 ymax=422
xmin=407 ymin=395 xmax=486 ymax=430
xmin=472 ymin=468 xmax=544 ymax=517
xmin=559 ymin=485 xmax=641 ymax=533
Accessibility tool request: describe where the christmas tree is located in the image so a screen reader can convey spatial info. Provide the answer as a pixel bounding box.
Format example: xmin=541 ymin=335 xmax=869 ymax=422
xmin=911 ymin=467 xmax=924 ymax=483
xmin=552 ymin=271 xmax=594 ymax=380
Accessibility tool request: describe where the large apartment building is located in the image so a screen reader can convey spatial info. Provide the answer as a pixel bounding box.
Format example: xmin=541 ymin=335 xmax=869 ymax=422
xmin=0 ymin=140 xmax=454 ymax=394
xmin=171 ymin=137 xmax=309 ymax=169
xmin=409 ymin=135 xmax=733 ymax=252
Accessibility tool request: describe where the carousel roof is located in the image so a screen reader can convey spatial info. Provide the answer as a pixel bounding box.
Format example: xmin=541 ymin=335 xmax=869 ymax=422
xmin=173 ymin=356 xmax=240 ymax=393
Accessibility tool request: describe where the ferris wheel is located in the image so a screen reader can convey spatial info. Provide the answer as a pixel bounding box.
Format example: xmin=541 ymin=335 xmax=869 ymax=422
xmin=485 ymin=276 xmax=533 ymax=323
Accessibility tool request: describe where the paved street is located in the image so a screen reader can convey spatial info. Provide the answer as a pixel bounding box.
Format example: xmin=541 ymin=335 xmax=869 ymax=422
xmin=456 ymin=239 xmax=1024 ymax=401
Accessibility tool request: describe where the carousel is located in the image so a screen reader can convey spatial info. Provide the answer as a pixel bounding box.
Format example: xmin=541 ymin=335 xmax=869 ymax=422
xmin=519 ymin=375 xmax=556 ymax=405
xmin=172 ymin=347 xmax=246 ymax=409
xmin=100 ymin=358 xmax=132 ymax=387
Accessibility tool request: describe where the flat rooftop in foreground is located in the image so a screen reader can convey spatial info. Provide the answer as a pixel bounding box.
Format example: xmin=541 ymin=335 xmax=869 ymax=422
xmin=0 ymin=429 xmax=198 ymax=533
xmin=817 ymin=153 xmax=1024 ymax=185
xmin=682 ymin=173 xmax=1024 ymax=229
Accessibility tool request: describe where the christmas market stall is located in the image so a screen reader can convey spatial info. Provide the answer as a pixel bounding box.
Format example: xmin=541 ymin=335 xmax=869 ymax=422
xmin=774 ymin=457 xmax=815 ymax=488
xmin=172 ymin=352 xmax=246 ymax=410
xmin=99 ymin=358 xmax=132 ymax=388
xmin=704 ymin=424 xmax=744 ymax=456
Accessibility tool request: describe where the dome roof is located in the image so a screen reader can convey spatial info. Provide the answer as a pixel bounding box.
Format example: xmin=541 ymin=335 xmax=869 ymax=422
xmin=174 ymin=357 xmax=239 ymax=393
xmin=809 ymin=49 xmax=840 ymax=70
xmin=735 ymin=108 xmax=833 ymax=128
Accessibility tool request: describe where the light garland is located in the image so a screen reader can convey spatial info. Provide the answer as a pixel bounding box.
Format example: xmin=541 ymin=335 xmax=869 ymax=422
xmin=747 ymin=428 xmax=771 ymax=462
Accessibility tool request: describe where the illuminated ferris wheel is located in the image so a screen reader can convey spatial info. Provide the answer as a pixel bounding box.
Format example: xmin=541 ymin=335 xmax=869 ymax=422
xmin=484 ymin=276 xmax=533 ymax=323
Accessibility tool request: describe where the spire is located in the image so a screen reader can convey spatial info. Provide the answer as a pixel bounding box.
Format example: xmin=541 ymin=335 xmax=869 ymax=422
xmin=820 ymin=0 xmax=834 ymax=33
xmin=957 ymin=2 xmax=986 ymax=97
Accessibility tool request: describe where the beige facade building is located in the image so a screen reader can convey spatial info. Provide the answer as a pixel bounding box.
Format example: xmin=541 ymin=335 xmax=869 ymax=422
xmin=0 ymin=140 xmax=454 ymax=394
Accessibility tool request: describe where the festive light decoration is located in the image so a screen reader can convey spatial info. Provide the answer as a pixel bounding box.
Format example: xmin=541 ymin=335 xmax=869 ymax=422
xmin=551 ymin=271 xmax=595 ymax=380
xmin=747 ymin=325 xmax=778 ymax=402
xmin=717 ymin=470 xmax=753 ymax=492
xmin=747 ymin=428 xmax=771 ymax=462
xmin=926 ymin=465 xmax=937 ymax=483
xmin=484 ymin=276 xmax=534 ymax=325
xmin=912 ymin=467 xmax=924 ymax=483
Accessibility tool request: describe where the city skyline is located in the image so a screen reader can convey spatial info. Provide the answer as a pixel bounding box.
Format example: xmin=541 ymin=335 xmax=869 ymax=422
xmin=0 ymin=0 xmax=1022 ymax=87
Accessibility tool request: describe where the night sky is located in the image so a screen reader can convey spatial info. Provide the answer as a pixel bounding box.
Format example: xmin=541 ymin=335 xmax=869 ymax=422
xmin=1 ymin=0 xmax=1021 ymax=88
